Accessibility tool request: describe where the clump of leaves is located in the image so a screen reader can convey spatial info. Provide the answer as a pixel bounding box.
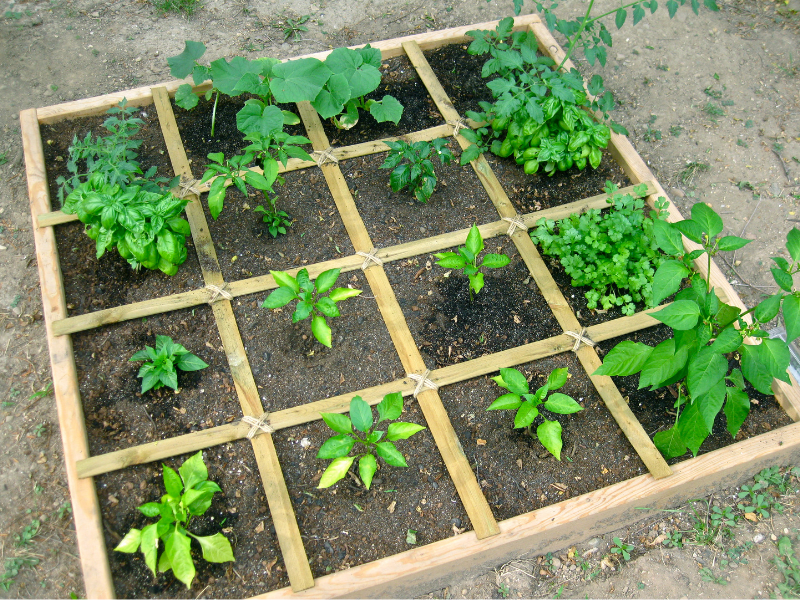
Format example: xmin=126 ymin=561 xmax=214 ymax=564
xmin=610 ymin=537 xmax=634 ymax=561
xmin=380 ymin=138 xmax=453 ymax=203
xmin=254 ymin=203 xmax=292 ymax=237
xmin=317 ymin=393 xmax=425 ymax=489
xmin=130 ymin=335 xmax=209 ymax=393
xmin=434 ymin=224 xmax=510 ymax=300
xmin=531 ymin=182 xmax=668 ymax=315
xmin=114 ymin=452 xmax=234 ymax=589
xmin=262 ymin=268 xmax=361 ymax=347
xmin=151 ymin=0 xmax=201 ymax=16
xmin=595 ymin=204 xmax=799 ymax=458
xmin=487 ymin=367 xmax=583 ymax=460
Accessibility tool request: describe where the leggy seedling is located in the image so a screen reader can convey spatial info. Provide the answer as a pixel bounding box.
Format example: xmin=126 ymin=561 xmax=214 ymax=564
xmin=380 ymin=138 xmax=454 ymax=203
xmin=434 ymin=224 xmax=510 ymax=300
xmin=114 ymin=452 xmax=234 ymax=589
xmin=487 ymin=367 xmax=583 ymax=460
xmin=130 ymin=335 xmax=209 ymax=393
xmin=317 ymin=393 xmax=426 ymax=489
xmin=262 ymin=268 xmax=361 ymax=347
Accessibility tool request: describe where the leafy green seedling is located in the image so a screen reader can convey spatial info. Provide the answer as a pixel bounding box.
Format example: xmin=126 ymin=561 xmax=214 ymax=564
xmin=380 ymin=138 xmax=453 ymax=203
xmin=115 ymin=452 xmax=234 ymax=589
xmin=277 ymin=15 xmax=309 ymax=41
xmin=262 ymin=268 xmax=361 ymax=347
xmin=130 ymin=335 xmax=209 ymax=393
xmin=487 ymin=367 xmax=582 ymax=460
xmin=610 ymin=537 xmax=633 ymax=561
xmin=434 ymin=224 xmax=510 ymax=300
xmin=317 ymin=393 xmax=425 ymax=489
xmin=254 ymin=204 xmax=292 ymax=237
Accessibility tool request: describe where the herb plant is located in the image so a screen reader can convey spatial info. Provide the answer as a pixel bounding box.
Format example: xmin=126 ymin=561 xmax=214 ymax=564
xmin=130 ymin=335 xmax=209 ymax=393
xmin=254 ymin=203 xmax=292 ymax=237
xmin=487 ymin=367 xmax=583 ymax=459
xmin=380 ymin=138 xmax=454 ymax=203
xmin=317 ymin=393 xmax=425 ymax=489
xmin=434 ymin=224 xmax=510 ymax=300
xmin=531 ymin=182 xmax=668 ymax=315
xmin=594 ymin=204 xmax=799 ymax=458
xmin=262 ymin=268 xmax=362 ymax=347
xmin=114 ymin=452 xmax=234 ymax=589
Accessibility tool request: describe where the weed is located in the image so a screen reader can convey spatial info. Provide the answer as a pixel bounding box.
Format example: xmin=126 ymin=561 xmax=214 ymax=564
xmin=704 ymin=86 xmax=723 ymax=99
xmin=662 ymin=529 xmax=685 ymax=548
xmin=738 ymin=481 xmax=783 ymax=518
xmin=669 ymin=125 xmax=683 ymax=137
xmin=737 ymin=180 xmax=755 ymax=191
xmin=721 ymin=99 xmax=734 ymax=106
xmin=28 ymin=381 xmax=52 ymax=401
xmin=737 ymin=138 xmax=748 ymax=148
xmin=775 ymin=535 xmax=800 ymax=598
xmin=151 ymin=0 xmax=201 ymax=16
xmin=57 ymin=501 xmax=72 ymax=519
xmin=699 ymin=566 xmax=727 ymax=585
xmin=648 ymin=114 xmax=658 ymax=124
xmin=643 ymin=124 xmax=662 ymax=142
xmin=678 ymin=161 xmax=710 ymax=185
xmin=15 ymin=519 xmax=40 ymax=546
xmin=745 ymin=119 xmax=754 ymax=128
xmin=656 ymin=64 xmax=669 ymax=71
xmin=774 ymin=142 xmax=785 ymax=153
xmin=498 ymin=582 xmax=510 ymax=598
xmin=0 ymin=556 xmax=39 ymax=591
xmin=703 ymin=102 xmax=725 ymax=117
xmin=275 ymin=14 xmax=309 ymax=41
xmin=0 ymin=152 xmax=7 ymax=166
xmin=610 ymin=537 xmax=633 ymax=561
xmin=32 ymin=422 xmax=47 ymax=437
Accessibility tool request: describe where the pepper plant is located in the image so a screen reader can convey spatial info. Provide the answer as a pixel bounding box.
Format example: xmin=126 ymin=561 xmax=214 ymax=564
xmin=487 ymin=367 xmax=583 ymax=460
xmin=262 ymin=268 xmax=362 ymax=347
xmin=380 ymin=138 xmax=454 ymax=203
xmin=434 ymin=224 xmax=511 ymax=301
xmin=317 ymin=393 xmax=425 ymax=489
xmin=594 ymin=204 xmax=798 ymax=458
xmin=114 ymin=452 xmax=234 ymax=589
xmin=531 ymin=182 xmax=668 ymax=315
xmin=130 ymin=335 xmax=209 ymax=393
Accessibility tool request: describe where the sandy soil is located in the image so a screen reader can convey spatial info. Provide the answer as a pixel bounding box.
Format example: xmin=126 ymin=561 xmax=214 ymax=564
xmin=0 ymin=0 xmax=799 ymax=596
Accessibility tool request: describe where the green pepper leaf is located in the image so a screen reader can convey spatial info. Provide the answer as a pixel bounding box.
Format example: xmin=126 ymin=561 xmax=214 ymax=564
xmin=376 ymin=392 xmax=403 ymax=422
xmin=359 ymin=454 xmax=378 ymax=490
xmin=386 ymin=422 xmax=426 ymax=441
xmin=537 ymin=420 xmax=563 ymax=460
xmin=320 ymin=412 xmax=352 ymax=435
xmin=317 ymin=434 xmax=355 ymax=459
xmin=376 ymin=442 xmax=407 ymax=467
xmin=349 ymin=396 xmax=373 ymax=433
xmin=165 ymin=529 xmax=196 ymax=589
xmin=318 ymin=456 xmax=355 ymax=488
xmin=189 ymin=532 xmax=234 ymax=564
xmin=544 ymin=393 xmax=583 ymax=414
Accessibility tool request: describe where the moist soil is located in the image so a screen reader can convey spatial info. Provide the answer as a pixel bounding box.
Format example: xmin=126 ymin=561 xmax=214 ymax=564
xmin=11 ymin=7 xmax=800 ymax=598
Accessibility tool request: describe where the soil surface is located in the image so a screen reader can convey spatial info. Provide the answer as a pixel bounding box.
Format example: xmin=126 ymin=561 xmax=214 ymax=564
xmin=1 ymin=0 xmax=799 ymax=598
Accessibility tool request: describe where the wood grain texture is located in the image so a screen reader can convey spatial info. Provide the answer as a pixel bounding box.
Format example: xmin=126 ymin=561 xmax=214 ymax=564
xmin=405 ymin=40 xmax=672 ymax=480
xmin=152 ymin=87 xmax=315 ymax=592
xmin=21 ymin=108 xmax=116 ymax=599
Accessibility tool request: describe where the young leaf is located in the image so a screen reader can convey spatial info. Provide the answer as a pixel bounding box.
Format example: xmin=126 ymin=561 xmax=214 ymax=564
xmin=311 ymin=315 xmax=332 ymax=347
xmin=163 ymin=465 xmax=183 ymax=498
xmin=651 ymin=260 xmax=691 ymax=306
xmin=114 ymin=528 xmax=142 ymax=553
xmin=482 ymin=253 xmax=511 ymax=269
xmin=498 ymin=368 xmax=530 ymax=395
xmin=262 ymin=286 xmax=296 ymax=309
xmin=189 ymin=532 xmax=235 ymax=564
xmin=320 ymin=412 xmax=352 ymax=435
xmin=686 ymin=347 xmax=728 ymax=399
xmin=676 ymin=401 xmax=710 ymax=457
xmin=350 ymin=396 xmax=373 ymax=433
xmin=754 ymin=293 xmax=782 ymax=323
xmin=140 ymin=523 xmax=160 ymax=576
xmin=176 ymin=353 xmax=209 ymax=372
xmin=179 ymin=451 xmax=208 ymax=491
xmin=513 ymin=401 xmax=539 ymax=429
xmin=270 ymin=58 xmax=331 ymax=103
xmin=328 ymin=288 xmax=362 ymax=303
xmin=536 ymin=420 xmax=563 ymax=460
xmin=376 ymin=442 xmax=407 ymax=467
xmin=740 ymin=344 xmax=775 ymax=395
xmin=772 ymin=267 xmax=794 ymax=292
xmin=487 ymin=393 xmax=523 ymax=411
xmin=386 ymin=422 xmax=426 ymax=441
xmin=271 ymin=270 xmax=299 ymax=293
xmin=691 ymin=202 xmax=723 ymax=238
xmin=318 ymin=456 xmax=356 ymax=488
xmin=434 ymin=252 xmax=467 ymax=269
xmin=593 ymin=341 xmax=653 ymax=376
xmin=376 ymin=392 xmax=403 ymax=423
xmin=174 ymin=84 xmax=199 ymax=110
xmin=651 ymin=300 xmax=701 ymax=330
xmin=783 ymin=295 xmax=800 ymax=343
xmin=368 ymin=95 xmax=404 ymax=124
xmin=546 ymin=367 xmax=569 ymax=390
xmin=724 ymin=386 xmax=750 ymax=438
xmin=787 ymin=228 xmax=800 ymax=262
xmin=359 ymin=454 xmax=378 ymax=490
xmin=694 ymin=379 xmax=726 ymax=431
xmin=717 ymin=235 xmax=750 ymax=252
xmin=315 ymin=268 xmax=341 ymax=294
xmin=165 ymin=530 xmax=196 ymax=589
xmin=544 ymin=393 xmax=583 ymax=414
xmin=653 ymin=426 xmax=687 ymax=459
xmin=318 ymin=434 xmax=356 ymax=459
xmin=465 ymin=225 xmax=484 ymax=257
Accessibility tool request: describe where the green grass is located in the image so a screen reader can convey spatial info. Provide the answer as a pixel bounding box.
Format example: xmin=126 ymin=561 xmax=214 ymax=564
xmin=679 ymin=161 xmax=710 ymax=185
xmin=151 ymin=0 xmax=201 ymax=16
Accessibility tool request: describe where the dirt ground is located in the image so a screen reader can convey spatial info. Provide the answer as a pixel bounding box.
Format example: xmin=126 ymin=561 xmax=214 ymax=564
xmin=0 ymin=0 xmax=799 ymax=597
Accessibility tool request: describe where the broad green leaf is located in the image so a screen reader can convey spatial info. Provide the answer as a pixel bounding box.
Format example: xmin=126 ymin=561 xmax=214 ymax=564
xmin=487 ymin=393 xmax=523 ymax=410
xmin=673 ymin=219 xmax=704 ymax=244
xmin=377 ymin=392 xmax=403 ymax=423
xmin=140 ymin=523 xmax=159 ymax=576
xmin=593 ymin=341 xmax=653 ymax=376
xmin=179 ymin=451 xmax=208 ymax=491
xmin=190 ymin=532 xmax=234 ymax=563
xmin=639 ymin=339 xmax=687 ymax=390
xmin=498 ymin=368 xmax=529 ymax=395
xmin=677 ymin=400 xmax=710 ymax=456
xmin=513 ymin=401 xmax=539 ymax=429
xmin=691 ymin=202 xmax=723 ymax=238
xmin=270 ymin=58 xmax=331 ymax=103
xmin=788 ymin=228 xmax=800 ymax=262
xmin=710 ymin=327 xmax=742 ymax=354
xmin=686 ymin=346 xmax=728 ymax=399
xmin=176 ymin=353 xmax=208 ymax=372
xmin=315 ymin=268 xmax=341 ymax=293
xmin=207 ymin=176 xmax=227 ymax=220
xmin=318 ymin=456 xmax=355 ymax=488
xmin=717 ymin=235 xmax=750 ymax=252
xmin=271 ymin=270 xmax=299 ymax=293
xmin=755 ymin=338 xmax=792 ymax=384
xmin=652 ymin=219 xmax=685 ymax=256
xmin=232 ymin=72 xmax=271 ymax=97
xmin=537 ymin=420 xmax=563 ymax=460
xmin=724 ymin=386 xmax=750 ymax=438
xmin=292 ymin=301 xmax=313 ymax=323
xmin=651 ymin=260 xmax=691 ymax=306
xmin=694 ymin=378 xmax=726 ymax=431
xmin=482 ymin=253 xmax=511 ymax=269
xmin=754 ymin=293 xmax=782 ymax=323
xmin=168 ymin=40 xmax=206 ymax=78
xmin=653 ymin=426 xmax=687 ymax=459
xmin=652 ymin=300 xmax=701 ymax=330
xmin=174 ymin=84 xmax=199 ymax=110
xmin=312 ymin=73 xmax=351 ymax=119
xmin=328 ymin=287 xmax=362 ymax=303
xmin=615 ymin=7 xmax=627 ymax=28
xmin=163 ymin=464 xmax=183 ymax=498
xmin=740 ymin=344 xmax=775 ymax=395
xmin=317 ymin=434 xmax=355 ymax=459
xmin=434 ymin=252 xmax=467 ymax=269
xmin=183 ymin=488 xmax=214 ymax=516
xmin=315 ymin=297 xmax=339 ymax=318
xmin=359 ymin=454 xmax=377 ymax=490
xmin=715 ymin=303 xmax=742 ymax=329
xmin=166 ymin=530 xmax=196 ymax=589
xmin=326 ymin=47 xmax=382 ymax=98
xmin=386 ymin=422 xmax=426 ymax=441
xmin=784 ymin=295 xmax=800 ymax=343
xmin=139 ymin=502 xmax=162 ymax=518
xmin=350 ymin=396 xmax=373 ymax=433
xmin=547 ymin=368 xmax=569 ymax=390
xmin=320 ymin=412 xmax=352 ymax=435
xmin=772 ymin=267 xmax=794 ymax=292
xmin=368 ymin=95 xmax=403 ymax=124
xmin=209 ymin=56 xmax=265 ymax=96
xmin=376 ymin=441 xmax=407 ymax=467
xmin=262 ymin=286 xmax=296 ymax=309
xmin=465 ymin=225 xmax=484 ymax=257
xmin=236 ymin=103 xmax=283 ymax=137
xmin=544 ymin=393 xmax=583 ymax=414
xmin=114 ymin=528 xmax=142 ymax=553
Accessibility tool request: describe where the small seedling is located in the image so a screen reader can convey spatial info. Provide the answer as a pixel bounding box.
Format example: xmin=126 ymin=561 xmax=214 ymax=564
xmin=775 ymin=535 xmax=800 ymax=598
xmin=115 ymin=452 xmax=234 ymax=588
xmin=406 ymin=529 xmax=418 ymax=544
xmin=262 ymin=268 xmax=361 ymax=348
xmin=610 ymin=537 xmax=633 ymax=561
xmin=487 ymin=367 xmax=582 ymax=460
xmin=736 ymin=138 xmax=748 ymax=148
xmin=317 ymin=393 xmax=425 ymax=489
xmin=130 ymin=335 xmax=209 ymax=393
xmin=14 ymin=519 xmax=40 ymax=547
xmin=254 ymin=204 xmax=292 ymax=238
xmin=434 ymin=224 xmax=510 ymax=301
xmin=498 ymin=582 xmax=510 ymax=598
xmin=643 ymin=124 xmax=661 ymax=142
xmin=663 ymin=530 xmax=684 ymax=548
xmin=380 ymin=138 xmax=453 ymax=203
xmin=32 ymin=422 xmax=47 ymax=437
xmin=669 ymin=125 xmax=683 ymax=137
xmin=703 ymin=102 xmax=725 ymax=117
xmin=276 ymin=15 xmax=309 ymax=41
xmin=698 ymin=567 xmax=727 ymax=585
xmin=27 ymin=382 xmax=52 ymax=401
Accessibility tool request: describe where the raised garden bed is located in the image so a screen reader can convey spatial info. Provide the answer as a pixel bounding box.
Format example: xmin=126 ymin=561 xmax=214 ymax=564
xmin=21 ymin=15 xmax=800 ymax=599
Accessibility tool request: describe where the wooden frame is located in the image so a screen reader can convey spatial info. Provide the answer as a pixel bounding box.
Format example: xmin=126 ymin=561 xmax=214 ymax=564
xmin=21 ymin=14 xmax=800 ymax=599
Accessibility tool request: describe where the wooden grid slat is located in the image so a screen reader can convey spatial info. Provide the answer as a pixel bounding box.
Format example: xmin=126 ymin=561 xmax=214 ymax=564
xmin=152 ymin=87 xmax=315 ymax=593
xmin=402 ymin=40 xmax=672 ymax=480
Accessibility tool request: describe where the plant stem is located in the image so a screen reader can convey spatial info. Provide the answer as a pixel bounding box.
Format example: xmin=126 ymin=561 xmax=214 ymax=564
xmin=557 ymin=0 xmax=595 ymax=70
xmin=210 ymin=91 xmax=219 ymax=137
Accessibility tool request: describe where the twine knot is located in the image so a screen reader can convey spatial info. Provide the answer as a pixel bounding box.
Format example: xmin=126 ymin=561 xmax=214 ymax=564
xmin=565 ymin=328 xmax=595 ymax=353
xmin=408 ymin=369 xmax=438 ymax=398
xmin=176 ymin=177 xmax=202 ymax=199
xmin=356 ymin=248 xmax=384 ymax=270
xmin=502 ymin=214 xmax=528 ymax=236
xmin=447 ymin=119 xmax=468 ymax=137
xmin=242 ymin=412 xmax=274 ymax=439
xmin=206 ymin=283 xmax=233 ymax=304
xmin=312 ymin=147 xmax=339 ymax=167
